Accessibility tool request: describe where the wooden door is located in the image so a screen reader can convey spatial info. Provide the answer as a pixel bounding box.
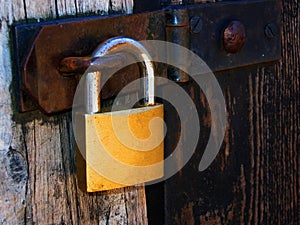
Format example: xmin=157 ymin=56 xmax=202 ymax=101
xmin=146 ymin=0 xmax=300 ymax=225
xmin=0 ymin=1 xmax=148 ymax=224
xmin=0 ymin=0 xmax=299 ymax=224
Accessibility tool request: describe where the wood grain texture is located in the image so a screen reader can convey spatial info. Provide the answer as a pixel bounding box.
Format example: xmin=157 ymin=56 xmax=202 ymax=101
xmin=76 ymin=0 xmax=109 ymax=15
xmin=23 ymin=0 xmax=56 ymax=20
xmin=0 ymin=0 xmax=25 ymax=23
xmin=161 ymin=0 xmax=300 ymax=224
xmin=0 ymin=19 xmax=26 ymax=224
xmin=0 ymin=0 xmax=148 ymax=224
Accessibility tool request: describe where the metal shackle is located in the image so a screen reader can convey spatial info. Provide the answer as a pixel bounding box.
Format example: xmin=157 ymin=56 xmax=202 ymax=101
xmin=86 ymin=37 xmax=155 ymax=113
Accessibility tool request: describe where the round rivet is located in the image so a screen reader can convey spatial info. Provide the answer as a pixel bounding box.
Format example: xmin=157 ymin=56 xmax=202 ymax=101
xmin=223 ymin=20 xmax=246 ymax=53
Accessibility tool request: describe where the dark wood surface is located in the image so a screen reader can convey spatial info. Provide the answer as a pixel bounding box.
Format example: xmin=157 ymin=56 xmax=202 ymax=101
xmin=147 ymin=0 xmax=299 ymax=224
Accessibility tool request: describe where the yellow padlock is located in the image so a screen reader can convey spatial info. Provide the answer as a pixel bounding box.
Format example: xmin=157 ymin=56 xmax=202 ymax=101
xmin=76 ymin=37 xmax=164 ymax=192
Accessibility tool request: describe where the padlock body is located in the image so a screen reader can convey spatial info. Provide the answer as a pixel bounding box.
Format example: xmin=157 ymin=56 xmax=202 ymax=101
xmin=76 ymin=104 xmax=164 ymax=192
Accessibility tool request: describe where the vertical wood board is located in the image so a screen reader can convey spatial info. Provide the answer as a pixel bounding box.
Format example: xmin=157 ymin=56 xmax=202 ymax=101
xmin=0 ymin=0 xmax=148 ymax=224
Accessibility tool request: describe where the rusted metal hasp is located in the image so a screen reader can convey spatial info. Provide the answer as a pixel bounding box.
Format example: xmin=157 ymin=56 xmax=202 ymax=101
xmin=13 ymin=11 xmax=166 ymax=114
xmin=12 ymin=0 xmax=281 ymax=114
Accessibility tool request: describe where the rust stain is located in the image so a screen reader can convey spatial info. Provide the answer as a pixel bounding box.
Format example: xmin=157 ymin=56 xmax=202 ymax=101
xmin=175 ymin=202 xmax=195 ymax=225
xmin=199 ymin=210 xmax=222 ymax=225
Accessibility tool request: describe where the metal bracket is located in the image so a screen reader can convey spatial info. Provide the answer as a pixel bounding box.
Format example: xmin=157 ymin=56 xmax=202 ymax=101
xmin=12 ymin=0 xmax=281 ymax=114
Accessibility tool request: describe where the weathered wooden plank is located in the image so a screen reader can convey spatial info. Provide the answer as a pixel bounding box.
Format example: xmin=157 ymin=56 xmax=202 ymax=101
xmin=0 ymin=128 xmax=28 ymax=224
xmin=276 ymin=1 xmax=299 ymax=223
xmin=56 ymin=0 xmax=77 ymax=17
xmin=76 ymin=0 xmax=110 ymax=15
xmin=0 ymin=19 xmax=24 ymax=225
xmin=76 ymin=0 xmax=133 ymax=15
xmin=0 ymin=0 xmax=25 ymax=23
xmin=0 ymin=0 xmax=149 ymax=224
xmin=23 ymin=0 xmax=134 ymax=20
xmin=122 ymin=0 xmax=134 ymax=14
xmin=23 ymin=0 xmax=56 ymax=20
xmin=125 ymin=186 xmax=148 ymax=224
xmin=110 ymin=0 xmax=133 ymax=13
xmin=159 ymin=0 xmax=300 ymax=224
xmin=163 ymin=61 xmax=299 ymax=225
xmin=23 ymin=118 xmax=72 ymax=224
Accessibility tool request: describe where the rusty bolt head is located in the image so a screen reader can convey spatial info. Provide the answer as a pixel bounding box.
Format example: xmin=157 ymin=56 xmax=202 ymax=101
xmin=190 ymin=16 xmax=203 ymax=34
xmin=223 ymin=20 xmax=246 ymax=54
xmin=264 ymin=23 xmax=279 ymax=39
